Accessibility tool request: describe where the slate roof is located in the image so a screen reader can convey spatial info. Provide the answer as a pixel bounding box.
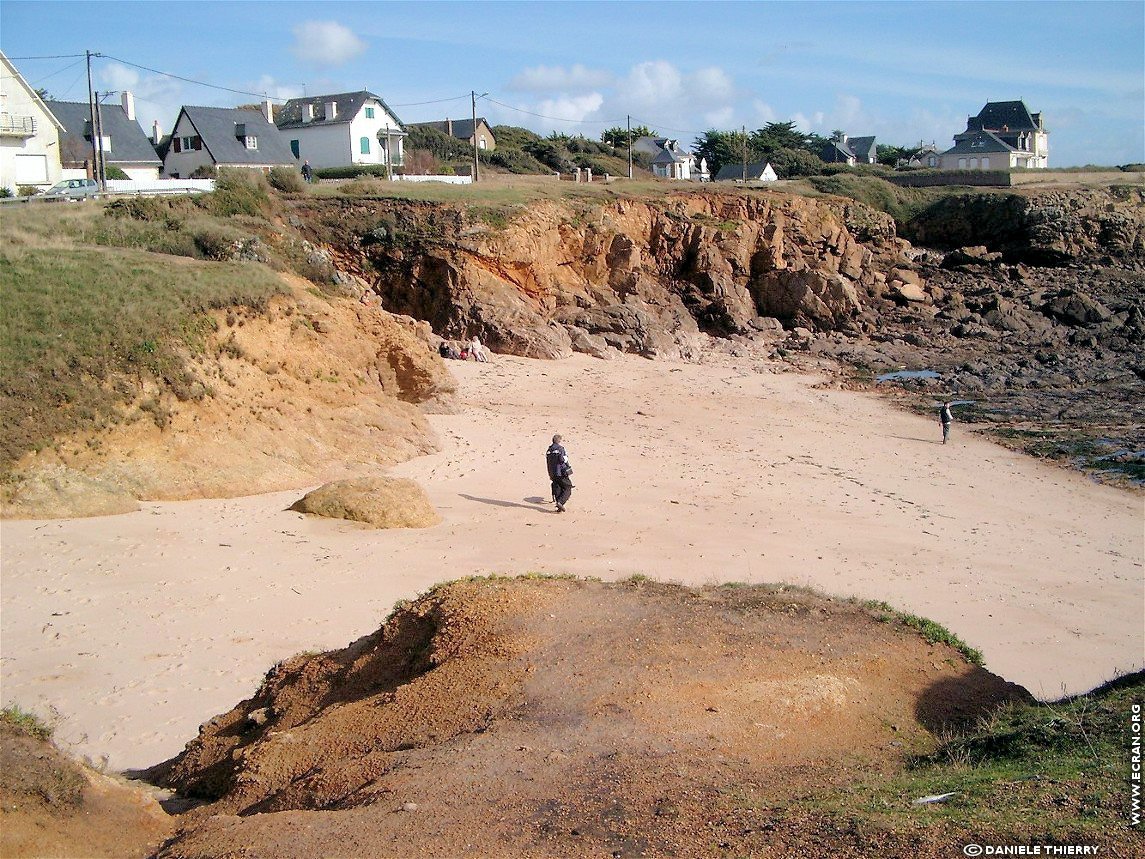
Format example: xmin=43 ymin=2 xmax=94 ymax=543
xmin=45 ymin=100 xmax=161 ymax=166
xmin=820 ymin=140 xmax=855 ymax=163
xmin=968 ymin=100 xmax=1041 ymax=132
xmin=941 ymin=129 xmax=1019 ymax=156
xmin=178 ymin=106 xmax=297 ymax=165
xmin=407 ymin=117 xmax=493 ymax=142
xmin=714 ymin=161 xmax=775 ymax=181
xmin=652 ymin=146 xmax=690 ymax=165
xmin=847 ymin=135 xmax=877 ymax=162
xmin=277 ymin=91 xmax=404 ymax=129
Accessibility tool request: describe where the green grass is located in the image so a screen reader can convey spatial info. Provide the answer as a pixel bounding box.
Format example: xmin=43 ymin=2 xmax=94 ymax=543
xmin=861 ymin=599 xmax=984 ymax=665
xmin=0 ymin=241 xmax=285 ymax=470
xmin=1 ymin=704 xmax=53 ymax=740
xmin=799 ymin=671 xmax=1143 ymax=839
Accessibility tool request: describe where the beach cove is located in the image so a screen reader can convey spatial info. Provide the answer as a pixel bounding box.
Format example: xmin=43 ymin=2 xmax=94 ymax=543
xmin=1 ymin=351 xmax=1141 ymax=773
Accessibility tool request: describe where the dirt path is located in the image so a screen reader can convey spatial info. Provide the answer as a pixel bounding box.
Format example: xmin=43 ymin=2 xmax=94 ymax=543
xmin=1 ymin=351 xmax=1141 ymax=773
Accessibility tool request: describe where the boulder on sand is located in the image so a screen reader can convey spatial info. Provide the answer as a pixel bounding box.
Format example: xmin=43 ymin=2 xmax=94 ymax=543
xmin=290 ymin=477 xmax=440 ymax=529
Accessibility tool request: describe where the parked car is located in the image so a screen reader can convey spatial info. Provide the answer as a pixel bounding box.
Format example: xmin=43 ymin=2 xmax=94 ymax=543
xmin=41 ymin=178 xmax=100 ymax=200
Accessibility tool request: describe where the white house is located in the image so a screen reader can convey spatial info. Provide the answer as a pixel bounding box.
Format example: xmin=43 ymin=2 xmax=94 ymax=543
xmin=714 ymin=160 xmax=778 ymax=182
xmin=940 ymin=100 xmax=1049 ymax=170
xmin=162 ymin=102 xmax=297 ymax=178
xmin=277 ymin=91 xmax=405 ymax=171
xmin=639 ymin=137 xmax=707 ymax=181
xmin=0 ymin=50 xmax=64 ymax=193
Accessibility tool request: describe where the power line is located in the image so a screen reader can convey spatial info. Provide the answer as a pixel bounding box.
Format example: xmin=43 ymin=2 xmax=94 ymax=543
xmin=390 ymin=93 xmax=471 ymax=107
xmin=484 ymin=96 xmax=625 ymax=127
xmin=28 ymin=56 xmax=86 ymax=87
xmin=4 ymin=53 xmax=88 ymax=60
xmin=99 ymin=53 xmax=293 ymax=101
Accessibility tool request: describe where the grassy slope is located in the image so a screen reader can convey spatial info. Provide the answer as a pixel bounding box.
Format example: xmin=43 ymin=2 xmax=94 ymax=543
xmin=0 ymin=193 xmax=286 ymax=472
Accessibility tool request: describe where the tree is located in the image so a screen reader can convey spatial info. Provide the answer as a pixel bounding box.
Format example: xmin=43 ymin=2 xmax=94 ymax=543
xmin=750 ymin=121 xmax=810 ymax=154
xmin=693 ymin=129 xmax=758 ymax=178
xmin=876 ymin=144 xmax=910 ymax=166
xmin=767 ymin=147 xmax=825 ymax=179
xmin=34 ymin=87 xmax=53 ymax=101
xmin=601 ymin=125 xmax=656 ymax=147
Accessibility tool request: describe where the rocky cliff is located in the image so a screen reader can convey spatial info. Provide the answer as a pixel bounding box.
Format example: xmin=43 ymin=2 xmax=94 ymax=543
xmin=295 ymin=192 xmax=919 ymax=360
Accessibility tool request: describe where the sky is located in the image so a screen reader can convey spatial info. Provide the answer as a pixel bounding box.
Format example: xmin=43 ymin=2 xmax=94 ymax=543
xmin=2 ymin=0 xmax=1142 ymax=166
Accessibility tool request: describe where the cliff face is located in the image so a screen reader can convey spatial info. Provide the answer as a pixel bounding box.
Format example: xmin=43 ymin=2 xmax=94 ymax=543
xmin=904 ymin=185 xmax=1145 ymax=264
xmin=298 ymin=192 xmax=914 ymax=359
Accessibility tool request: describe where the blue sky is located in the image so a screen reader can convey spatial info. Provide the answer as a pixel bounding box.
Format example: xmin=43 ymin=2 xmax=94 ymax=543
xmin=3 ymin=1 xmax=1142 ymax=166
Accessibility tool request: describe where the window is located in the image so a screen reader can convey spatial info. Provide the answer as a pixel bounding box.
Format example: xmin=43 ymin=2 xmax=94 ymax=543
xmin=360 ymin=136 xmax=371 ymax=155
xmin=479 ymin=136 xmax=487 ymax=150
xmin=290 ymin=140 xmax=300 ymax=158
xmin=365 ymin=107 xmax=375 ymax=119
xmin=181 ymin=136 xmax=193 ymax=151
xmin=245 ymin=136 xmax=258 ymax=150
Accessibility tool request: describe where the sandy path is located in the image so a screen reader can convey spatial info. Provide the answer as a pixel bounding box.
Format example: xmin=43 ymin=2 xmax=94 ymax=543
xmin=1 ymin=352 xmax=1141 ymax=772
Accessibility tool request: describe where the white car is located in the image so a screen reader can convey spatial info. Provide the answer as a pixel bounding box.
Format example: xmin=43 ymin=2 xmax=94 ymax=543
xmin=42 ymin=179 xmax=100 ymax=200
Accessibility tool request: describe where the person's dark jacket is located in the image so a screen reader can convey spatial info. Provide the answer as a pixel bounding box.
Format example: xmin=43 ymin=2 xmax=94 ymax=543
xmin=546 ymin=443 xmax=571 ymax=480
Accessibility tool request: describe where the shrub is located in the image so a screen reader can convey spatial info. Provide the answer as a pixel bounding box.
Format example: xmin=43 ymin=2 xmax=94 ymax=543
xmin=18 ymin=185 xmax=39 ymax=197
xmin=0 ymin=186 xmax=13 ymax=198
xmin=197 ymin=167 xmax=269 ymax=218
xmin=192 ymin=225 xmax=240 ymax=260
xmin=105 ymin=165 xmax=129 ymax=180
xmin=315 ymin=164 xmax=391 ymax=180
xmin=190 ymin=164 xmax=218 ymax=179
xmin=267 ymin=165 xmax=305 ymax=193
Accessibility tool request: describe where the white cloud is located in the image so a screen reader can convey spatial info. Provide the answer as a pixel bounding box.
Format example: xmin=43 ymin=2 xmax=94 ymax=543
xmin=291 ymin=20 xmax=366 ymax=66
xmin=690 ymin=67 xmax=734 ymax=104
xmin=508 ymin=64 xmax=613 ymax=93
xmin=99 ymin=62 xmax=139 ymax=91
xmin=752 ymin=99 xmax=777 ymax=125
xmin=250 ymin=75 xmax=305 ymax=103
xmin=535 ymin=93 xmax=605 ymax=132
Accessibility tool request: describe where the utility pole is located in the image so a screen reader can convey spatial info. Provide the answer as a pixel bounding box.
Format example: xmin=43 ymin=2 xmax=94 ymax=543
xmin=741 ymin=124 xmax=747 ymax=182
xmin=627 ymin=115 xmax=633 ymax=179
xmin=471 ymin=90 xmax=479 ymax=183
xmin=94 ymin=91 xmax=107 ymax=190
xmin=85 ymin=51 xmax=98 ymax=182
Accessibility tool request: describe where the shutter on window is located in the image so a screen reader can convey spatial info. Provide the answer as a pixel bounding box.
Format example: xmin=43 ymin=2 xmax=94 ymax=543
xmin=173 ymin=138 xmax=182 ymax=153
xmin=193 ymin=136 xmax=203 ymax=150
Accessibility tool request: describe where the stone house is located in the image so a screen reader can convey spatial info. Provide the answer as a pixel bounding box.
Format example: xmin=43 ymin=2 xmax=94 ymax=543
xmin=407 ymin=117 xmax=496 ymax=152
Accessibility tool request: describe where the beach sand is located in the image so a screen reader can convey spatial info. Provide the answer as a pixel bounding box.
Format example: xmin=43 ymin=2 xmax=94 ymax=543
xmin=1 ymin=352 xmax=1141 ymax=772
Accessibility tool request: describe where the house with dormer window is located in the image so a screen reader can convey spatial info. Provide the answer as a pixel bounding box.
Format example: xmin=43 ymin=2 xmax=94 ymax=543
xmin=940 ymin=100 xmax=1048 ymax=170
xmin=161 ymin=102 xmax=296 ymax=178
xmin=47 ymin=93 xmax=161 ymax=181
xmin=277 ymin=91 xmax=405 ymax=171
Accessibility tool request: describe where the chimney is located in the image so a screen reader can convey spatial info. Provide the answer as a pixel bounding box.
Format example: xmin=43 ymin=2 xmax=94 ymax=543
xmin=263 ymin=99 xmax=273 ymax=123
xmin=446 ymin=117 xmax=452 ymax=136
xmin=304 ymin=104 xmax=314 ymax=123
xmin=325 ymin=100 xmax=337 ymax=120
xmin=152 ymin=119 xmax=162 ymax=145
xmin=121 ymin=91 xmax=135 ymax=121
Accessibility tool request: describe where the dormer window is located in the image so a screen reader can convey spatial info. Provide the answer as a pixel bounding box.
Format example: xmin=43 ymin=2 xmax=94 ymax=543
xmin=245 ymin=136 xmax=258 ymax=150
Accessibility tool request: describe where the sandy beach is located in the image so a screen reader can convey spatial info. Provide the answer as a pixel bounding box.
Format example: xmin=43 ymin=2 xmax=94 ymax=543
xmin=1 ymin=352 xmax=1141 ymax=773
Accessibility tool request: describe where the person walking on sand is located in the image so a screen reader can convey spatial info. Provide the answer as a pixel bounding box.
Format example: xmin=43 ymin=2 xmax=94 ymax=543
xmin=546 ymin=434 xmax=574 ymax=512
xmin=939 ymin=401 xmax=954 ymax=444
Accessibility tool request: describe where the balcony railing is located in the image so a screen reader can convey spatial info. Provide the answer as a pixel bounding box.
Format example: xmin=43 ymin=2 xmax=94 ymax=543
xmin=0 ymin=114 xmax=37 ymax=137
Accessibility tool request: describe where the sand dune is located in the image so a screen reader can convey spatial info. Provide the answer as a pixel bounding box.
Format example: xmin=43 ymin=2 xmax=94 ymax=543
xmin=1 ymin=350 xmax=1141 ymax=772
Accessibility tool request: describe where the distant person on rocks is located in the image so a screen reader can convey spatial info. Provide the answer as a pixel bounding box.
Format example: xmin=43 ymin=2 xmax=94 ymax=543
xmin=438 ymin=341 xmax=461 ymax=360
xmin=546 ymin=434 xmax=574 ymax=512
xmin=301 ymin=160 xmax=313 ymax=183
xmin=939 ymin=401 xmax=953 ymax=444
xmin=470 ymin=336 xmax=488 ymax=363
